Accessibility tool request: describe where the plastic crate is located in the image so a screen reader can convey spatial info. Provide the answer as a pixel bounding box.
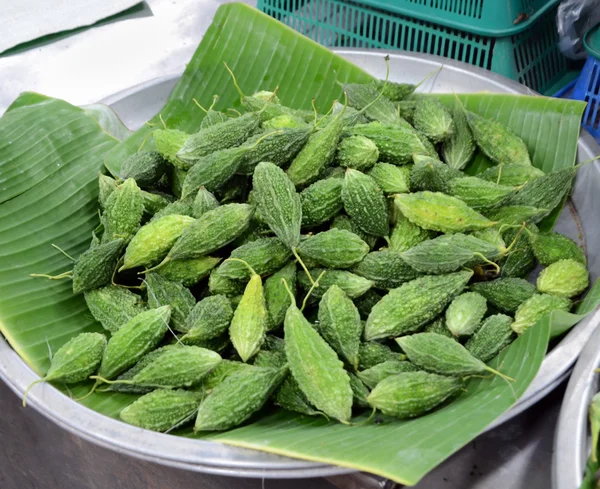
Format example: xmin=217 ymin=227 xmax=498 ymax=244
xmin=258 ymin=0 xmax=572 ymax=95
xmin=571 ymin=56 xmax=600 ymax=141
xmin=345 ymin=0 xmax=559 ymax=36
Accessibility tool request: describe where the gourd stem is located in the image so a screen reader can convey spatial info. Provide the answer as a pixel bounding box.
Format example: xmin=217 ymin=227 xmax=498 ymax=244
xmin=223 ymin=62 xmax=246 ymax=100
xmin=312 ymin=99 xmax=335 ymax=130
xmin=223 ymin=258 xmax=257 ymax=276
xmin=292 ymin=248 xmax=314 ymax=285
xmin=484 ymin=365 xmax=514 ymax=382
xmin=30 ymin=271 xmax=73 ymax=280
xmin=496 ymin=163 xmax=503 ymax=186
xmin=22 ymin=378 xmax=45 ymax=408
xmin=208 ymin=95 xmax=219 ymax=112
xmin=192 ymin=98 xmax=208 ymax=114
xmin=301 ymin=270 xmax=326 ymax=312
xmin=75 ymin=380 xmax=101 ymax=402
xmin=472 ymin=253 xmax=500 ymax=274
xmin=281 ymin=278 xmax=295 ymax=305
xmin=142 ymin=257 xmax=171 ymax=274
xmin=88 ymin=375 xmax=132 ymax=386
xmin=574 ymin=154 xmax=600 ymax=169
xmin=138 ymin=128 xmax=157 ymax=152
xmin=352 ymin=407 xmax=377 ymax=427
xmin=52 ymin=244 xmax=76 ymax=262
xmin=311 ymin=99 xmax=318 ymax=125
xmin=414 ymin=64 xmax=443 ymax=90
xmin=505 ymin=222 xmax=527 ymax=253
xmin=246 ymin=130 xmax=284 ymax=150
xmin=159 ymin=114 xmax=167 ymax=130
xmin=164 ymin=408 xmax=201 ymax=434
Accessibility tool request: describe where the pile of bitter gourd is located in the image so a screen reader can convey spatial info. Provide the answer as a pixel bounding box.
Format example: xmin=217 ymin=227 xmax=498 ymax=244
xmin=28 ymin=71 xmax=590 ymax=432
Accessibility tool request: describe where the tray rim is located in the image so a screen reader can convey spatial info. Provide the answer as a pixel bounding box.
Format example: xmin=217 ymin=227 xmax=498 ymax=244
xmin=1 ymin=48 xmax=599 ymax=480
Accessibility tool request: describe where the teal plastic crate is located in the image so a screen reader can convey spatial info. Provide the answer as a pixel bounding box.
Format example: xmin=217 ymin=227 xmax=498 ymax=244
xmin=339 ymin=0 xmax=559 ymax=36
xmin=258 ymin=0 xmax=573 ymax=95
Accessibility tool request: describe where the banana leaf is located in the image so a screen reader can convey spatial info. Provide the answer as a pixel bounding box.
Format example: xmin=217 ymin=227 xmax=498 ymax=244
xmin=1 ymin=2 xmax=599 ymax=486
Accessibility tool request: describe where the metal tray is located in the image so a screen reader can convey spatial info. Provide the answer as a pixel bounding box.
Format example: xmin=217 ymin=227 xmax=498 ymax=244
xmin=553 ymin=315 xmax=600 ymax=489
xmin=1 ymin=50 xmax=599 ymax=480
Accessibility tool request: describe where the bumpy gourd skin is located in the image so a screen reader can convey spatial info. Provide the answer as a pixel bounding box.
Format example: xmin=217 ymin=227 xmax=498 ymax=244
xmin=254 ymin=162 xmax=302 ymax=249
xmin=101 ymin=178 xmax=144 ymax=245
xmin=501 ymin=227 xmax=536 ymax=279
xmin=536 ymin=259 xmax=589 ymax=298
xmin=529 ymin=232 xmax=586 ymax=266
xmin=298 ymin=268 xmax=374 ymax=300
xmin=506 ymin=167 xmax=576 ymax=220
xmin=397 ymin=333 xmax=490 ymax=376
xmin=84 ymin=285 xmax=147 ymax=333
xmin=194 ymin=366 xmax=287 ymax=431
xmin=343 ymin=83 xmax=401 ymax=125
xmin=120 ymin=151 xmax=168 ymax=188
xmin=166 ymin=204 xmax=254 ymax=261
xmin=471 ymin=278 xmax=537 ymax=313
xmin=263 ymin=262 xmax=296 ymax=330
xmin=394 ymin=191 xmax=495 ymax=233
xmin=478 ymin=163 xmax=544 ymax=186
xmin=247 ymin=128 xmax=313 ymax=175
xmin=121 ymin=214 xmax=195 ymax=271
xmin=353 ymin=250 xmax=420 ymax=289
xmin=117 ymin=346 xmax=221 ymax=389
xmin=284 ymin=300 xmax=353 ymax=423
xmin=45 ymin=333 xmax=107 ymax=383
xmin=298 ymin=229 xmax=369 ymax=269
xmin=156 ymin=256 xmax=221 ymax=287
xmin=336 ymin=135 xmax=380 ymax=171
xmin=145 ymin=273 xmax=195 ymax=333
xmin=318 ymin=284 xmax=363 ymax=369
xmin=445 ymin=292 xmax=487 ymax=337
xmin=448 ymin=176 xmax=515 ymax=211
xmin=358 ymin=342 xmax=405 ymax=370
xmin=120 ymin=389 xmax=202 ymax=432
xmin=286 ymin=113 xmax=345 ymax=188
xmin=442 ymin=98 xmax=475 ymax=170
xmin=365 ymin=270 xmax=473 ymax=340
xmin=342 ymin=168 xmax=389 ymax=238
xmin=400 ymin=239 xmax=474 ymax=275
xmin=215 ymin=238 xmax=292 ymax=280
xmin=465 ymin=111 xmax=531 ymax=166
xmin=511 ymin=294 xmax=572 ymax=335
xmin=388 ymin=214 xmax=435 ymax=253
xmin=369 ymin=163 xmax=410 ymax=194
xmin=465 ymin=314 xmax=515 ymax=363
xmin=98 ymin=306 xmax=171 ymax=380
xmin=346 ymin=122 xmax=432 ymax=164
xmin=229 ymin=273 xmax=268 ymax=363
xmin=300 ymin=178 xmax=343 ymax=228
xmin=72 ymin=238 xmax=124 ymax=294
xmin=181 ymin=295 xmax=233 ymax=343
xmin=176 ymin=111 xmax=260 ymax=169
xmin=368 ymin=371 xmax=463 ymax=418
xmin=29 ymin=78 xmax=594 ymax=432
xmin=413 ymin=97 xmax=454 ymax=144
xmin=358 ymin=360 xmax=419 ymax=389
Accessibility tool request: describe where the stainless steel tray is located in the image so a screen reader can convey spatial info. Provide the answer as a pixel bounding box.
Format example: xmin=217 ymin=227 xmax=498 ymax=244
xmin=553 ymin=315 xmax=600 ymax=489
xmin=1 ymin=50 xmax=599 ymax=480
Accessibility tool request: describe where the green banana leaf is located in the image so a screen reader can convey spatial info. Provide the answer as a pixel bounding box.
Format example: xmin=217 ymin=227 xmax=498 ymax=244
xmin=1 ymin=2 xmax=599 ymax=486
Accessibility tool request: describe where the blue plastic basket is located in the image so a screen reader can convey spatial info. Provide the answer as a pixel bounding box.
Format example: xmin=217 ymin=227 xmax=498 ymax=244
xmin=571 ymin=56 xmax=600 ymax=141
